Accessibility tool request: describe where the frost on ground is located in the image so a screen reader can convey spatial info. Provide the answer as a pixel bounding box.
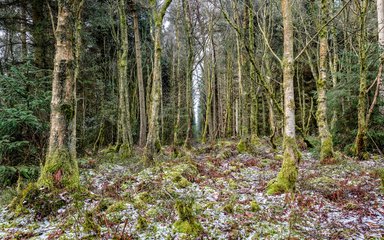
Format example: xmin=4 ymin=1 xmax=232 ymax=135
xmin=0 ymin=139 xmax=383 ymax=239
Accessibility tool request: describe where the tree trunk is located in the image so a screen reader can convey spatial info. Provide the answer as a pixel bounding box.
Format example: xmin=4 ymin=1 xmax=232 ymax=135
xmin=145 ymin=0 xmax=173 ymax=161
xmin=133 ymin=10 xmax=147 ymax=147
xmin=117 ymin=0 xmax=133 ymax=157
xmin=183 ymin=0 xmax=194 ymax=147
xmin=267 ymin=0 xmax=299 ymax=195
xmin=317 ymin=0 xmax=334 ymax=163
xmin=377 ymin=0 xmax=384 ymax=114
xmin=354 ymin=0 xmax=369 ymax=160
xmin=38 ymin=0 xmax=82 ymax=190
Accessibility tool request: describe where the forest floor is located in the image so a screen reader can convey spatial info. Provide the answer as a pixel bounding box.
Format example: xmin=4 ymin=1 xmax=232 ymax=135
xmin=0 ymin=139 xmax=383 ymax=239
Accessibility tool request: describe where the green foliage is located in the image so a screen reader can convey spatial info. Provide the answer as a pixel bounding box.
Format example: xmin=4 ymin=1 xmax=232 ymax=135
xmin=0 ymin=165 xmax=39 ymax=187
xmin=0 ymin=61 xmax=50 ymax=165
xmin=173 ymin=197 xmax=203 ymax=236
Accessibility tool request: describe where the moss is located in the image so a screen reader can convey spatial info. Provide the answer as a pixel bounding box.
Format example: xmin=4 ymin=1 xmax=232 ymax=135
xmin=250 ymin=200 xmax=260 ymax=212
xmin=274 ymin=155 xmax=284 ymax=161
xmin=83 ymin=211 xmax=101 ymax=235
xmin=10 ymin=183 xmax=68 ymax=218
xmin=176 ymin=177 xmax=191 ymax=188
xmin=223 ymin=203 xmax=235 ymax=214
xmin=38 ymin=149 xmax=80 ymax=190
xmin=133 ymin=191 xmax=153 ymax=209
xmin=237 ymin=139 xmax=248 ymax=153
xmin=173 ymin=198 xmax=203 ymax=236
xmin=136 ymin=215 xmax=148 ymax=230
xmin=266 ymin=137 xmax=300 ymax=195
xmin=95 ymin=198 xmax=113 ymax=212
xmin=320 ymin=136 xmax=335 ymax=164
xmin=228 ymin=179 xmax=237 ymax=189
xmin=106 ymin=201 xmax=126 ymax=213
xmin=119 ymin=143 xmax=132 ymax=159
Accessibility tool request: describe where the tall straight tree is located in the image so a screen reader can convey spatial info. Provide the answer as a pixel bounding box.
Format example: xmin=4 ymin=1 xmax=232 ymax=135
xmin=377 ymin=0 xmax=384 ymax=114
xmin=267 ymin=0 xmax=300 ymax=194
xmin=145 ymin=0 xmax=173 ymax=161
xmin=183 ymin=0 xmax=194 ymax=147
xmin=317 ymin=0 xmax=335 ymax=163
xmin=354 ymin=0 xmax=369 ymax=159
xmin=38 ymin=0 xmax=83 ymax=190
xmin=132 ymin=6 xmax=147 ymax=147
xmin=116 ymin=0 xmax=133 ymax=156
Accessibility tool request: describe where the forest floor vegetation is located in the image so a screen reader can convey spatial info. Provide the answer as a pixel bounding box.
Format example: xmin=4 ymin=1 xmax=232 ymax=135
xmin=0 ymin=138 xmax=383 ymax=239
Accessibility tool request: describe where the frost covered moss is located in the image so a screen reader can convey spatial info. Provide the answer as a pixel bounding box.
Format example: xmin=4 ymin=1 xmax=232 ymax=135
xmin=136 ymin=215 xmax=148 ymax=230
xmin=266 ymin=137 xmax=300 ymax=195
xmin=83 ymin=211 xmax=101 ymax=235
xmin=250 ymin=200 xmax=260 ymax=212
xmin=173 ymin=198 xmax=202 ymax=236
xmin=37 ymin=149 xmax=79 ymax=190
xmin=106 ymin=201 xmax=126 ymax=213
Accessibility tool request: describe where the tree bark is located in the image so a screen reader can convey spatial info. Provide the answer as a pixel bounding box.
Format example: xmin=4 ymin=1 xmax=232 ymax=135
xmin=133 ymin=10 xmax=147 ymax=147
xmin=267 ymin=0 xmax=299 ymax=195
xmin=377 ymin=0 xmax=384 ymax=114
xmin=117 ymin=0 xmax=133 ymax=157
xmin=354 ymin=0 xmax=369 ymax=160
xmin=145 ymin=0 xmax=173 ymax=161
xmin=38 ymin=0 xmax=82 ymax=190
xmin=317 ymin=0 xmax=335 ymax=163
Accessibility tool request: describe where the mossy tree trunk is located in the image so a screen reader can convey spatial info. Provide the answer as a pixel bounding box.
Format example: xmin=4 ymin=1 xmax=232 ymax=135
xmin=377 ymin=0 xmax=384 ymax=115
xmin=267 ymin=0 xmax=299 ymax=195
xmin=173 ymin=6 xmax=182 ymax=146
xmin=38 ymin=0 xmax=83 ymax=190
xmin=183 ymin=0 xmax=194 ymax=148
xmin=145 ymin=0 xmax=173 ymax=161
xmin=116 ymin=0 xmax=133 ymax=157
xmin=225 ymin=46 xmax=234 ymax=137
xmin=317 ymin=0 xmax=334 ymax=163
xmin=133 ymin=9 xmax=147 ymax=147
xmin=354 ymin=0 xmax=369 ymax=160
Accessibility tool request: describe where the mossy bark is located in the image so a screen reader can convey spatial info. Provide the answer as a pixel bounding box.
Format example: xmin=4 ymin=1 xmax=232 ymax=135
xmin=267 ymin=137 xmax=299 ymax=194
xmin=267 ymin=0 xmax=299 ymax=195
xmin=116 ymin=0 xmax=133 ymax=156
xmin=133 ymin=10 xmax=147 ymax=147
xmin=38 ymin=1 xmax=82 ymax=190
xmin=354 ymin=0 xmax=369 ymax=160
xmin=317 ymin=0 xmax=334 ymax=163
xmin=183 ymin=0 xmax=194 ymax=147
xmin=145 ymin=0 xmax=173 ymax=160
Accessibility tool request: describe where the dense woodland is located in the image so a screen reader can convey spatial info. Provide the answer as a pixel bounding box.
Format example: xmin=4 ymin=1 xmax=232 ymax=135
xmin=0 ymin=0 xmax=384 ymax=239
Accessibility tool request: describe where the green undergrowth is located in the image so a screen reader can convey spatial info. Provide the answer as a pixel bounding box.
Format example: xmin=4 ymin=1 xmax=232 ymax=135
xmin=173 ymin=197 xmax=203 ymax=236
